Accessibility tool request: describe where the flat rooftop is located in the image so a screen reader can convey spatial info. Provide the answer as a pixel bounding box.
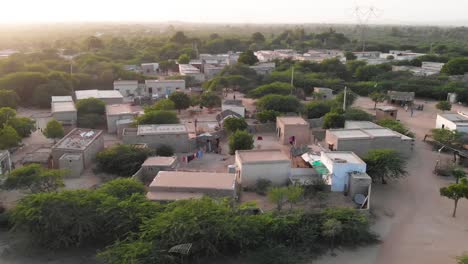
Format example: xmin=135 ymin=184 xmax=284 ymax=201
xmin=142 ymin=156 xmax=177 ymax=167
xmin=75 ymin=89 xmax=124 ymax=100
xmin=322 ymin=151 xmax=365 ymax=164
xmin=113 ymin=80 xmax=138 ymax=85
xmin=52 ymin=102 xmax=76 ymax=113
xmin=344 ymin=121 xmax=381 ymax=129
xmin=145 ymin=79 xmax=185 ymax=84
xmin=236 ymin=149 xmax=290 ymax=164
xmin=53 ymin=128 xmax=102 ymax=150
xmin=329 ymin=128 xmax=405 ymax=140
xmin=179 ymin=64 xmax=201 ymax=74
xmin=137 ymin=124 xmax=188 ymax=136
xmin=223 ymin=99 xmax=244 ymax=106
xmin=377 ymin=106 xmax=397 ymax=112
xmin=277 ymin=116 xmax=309 ymax=126
xmin=149 ymin=171 xmax=236 ymax=190
xmin=439 ymin=113 xmax=468 ymax=123
xmin=51 ymin=96 xmax=73 ymax=103
xmin=106 ymin=104 xmax=138 ymax=116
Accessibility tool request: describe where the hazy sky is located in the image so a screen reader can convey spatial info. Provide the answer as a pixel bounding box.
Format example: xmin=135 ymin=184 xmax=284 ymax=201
xmin=1 ymin=0 xmax=467 ymax=25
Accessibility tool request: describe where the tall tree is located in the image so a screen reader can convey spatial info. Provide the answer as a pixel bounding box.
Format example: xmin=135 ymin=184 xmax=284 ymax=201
xmin=223 ymin=117 xmax=248 ymax=134
xmin=228 ymin=130 xmax=254 ymax=155
xmin=0 ymin=90 xmax=18 ymax=109
xmin=363 ymin=149 xmax=407 ymax=184
xmin=44 ymin=119 xmax=65 ymax=142
xmin=177 ymin=54 xmax=190 ymax=64
xmin=168 ymin=92 xmax=191 ymax=113
xmin=369 ymin=92 xmax=388 ymax=109
xmin=436 ymin=101 xmax=452 ymax=112
xmin=251 ymin=32 xmax=266 ymax=43
xmin=147 ymin=99 xmax=175 ymax=111
xmin=136 ymin=110 xmax=179 ymax=125
xmin=440 ymin=179 xmax=468 ymax=217
xmin=2 ymin=164 xmax=65 ymax=193
xmin=85 ymin=36 xmax=104 ymax=50
xmin=238 ymin=50 xmax=259 ymax=66
xmin=0 ymin=125 xmax=21 ymax=149
xmin=200 ymin=92 xmax=221 ymax=109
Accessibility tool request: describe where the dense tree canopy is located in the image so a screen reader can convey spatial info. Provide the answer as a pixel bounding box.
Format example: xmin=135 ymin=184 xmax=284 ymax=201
xmin=256 ymin=94 xmax=301 ymax=113
xmin=136 ymin=110 xmax=179 ymax=125
xmin=229 ymin=130 xmax=254 ymax=155
xmin=1 ymin=164 xmax=65 ymax=193
xmin=96 ymin=144 xmax=153 ymax=177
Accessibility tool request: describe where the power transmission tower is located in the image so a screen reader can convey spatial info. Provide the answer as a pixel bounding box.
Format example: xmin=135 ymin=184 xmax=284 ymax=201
xmin=353 ymin=5 xmax=380 ymax=52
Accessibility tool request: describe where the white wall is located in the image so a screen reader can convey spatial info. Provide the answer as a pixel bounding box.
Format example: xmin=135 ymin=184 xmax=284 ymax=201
xmin=321 ymin=155 xmax=366 ymax=192
xmin=222 ymin=104 xmax=245 ymax=117
xmin=114 ymin=82 xmax=139 ymax=96
xmin=145 ymin=80 xmax=186 ymax=96
xmin=237 ymin=161 xmax=291 ymax=187
xmin=434 ymin=115 xmax=468 ymax=132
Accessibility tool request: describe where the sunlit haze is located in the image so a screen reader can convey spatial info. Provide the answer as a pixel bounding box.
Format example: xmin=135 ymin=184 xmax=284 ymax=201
xmin=2 ymin=0 xmax=468 ymax=25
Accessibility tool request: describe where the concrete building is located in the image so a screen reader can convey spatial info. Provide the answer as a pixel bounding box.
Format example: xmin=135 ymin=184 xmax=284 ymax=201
xmin=376 ymin=106 xmax=398 ymax=120
xmin=235 ymin=149 xmax=291 ymax=187
xmin=276 ymin=116 xmax=310 ymax=145
xmin=140 ymin=156 xmax=178 ymax=179
xmin=122 ymin=124 xmax=193 ymax=153
xmin=75 ymin=90 xmax=124 ymax=105
xmin=435 ymin=112 xmax=468 ymax=133
xmin=144 ymin=79 xmax=186 ymax=98
xmin=313 ymin=87 xmax=334 ymax=100
xmin=105 ymin=104 xmax=139 ymax=133
xmin=146 ymin=171 xmax=238 ymax=202
xmin=51 ymin=128 xmax=104 ymax=173
xmin=221 ymin=100 xmax=245 ymax=117
xmin=59 ymin=153 xmax=83 ymax=177
xmin=51 ymin=96 xmax=77 ymax=125
xmin=422 ymin=61 xmax=444 ymax=73
xmin=344 ymin=121 xmax=381 ymax=129
xmin=204 ymin=64 xmax=224 ymax=79
xmin=141 ymin=63 xmax=159 ymax=75
xmin=113 ymin=80 xmax=139 ymax=97
xmin=326 ymin=123 xmax=413 ymax=157
xmin=179 ymin=64 xmax=205 ymax=83
xmin=321 ymin=151 xmax=367 ymax=192
xmin=21 ymin=148 xmax=51 ymax=168
xmin=249 ymin=62 xmax=275 ymax=75
xmin=0 ymin=151 xmax=12 ymax=175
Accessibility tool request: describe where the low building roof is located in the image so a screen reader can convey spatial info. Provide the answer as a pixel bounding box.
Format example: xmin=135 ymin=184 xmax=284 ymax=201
xmin=377 ymin=106 xmax=397 ymax=112
xmin=439 ymin=113 xmax=468 ymax=123
xmin=52 ymin=102 xmax=76 ymax=113
xmin=137 ymin=124 xmax=188 ymax=136
xmin=149 ymin=171 xmax=236 ymax=191
xmin=75 ymin=89 xmax=124 ymax=100
xmin=113 ymin=80 xmax=138 ymax=85
xmin=277 ymin=116 xmax=309 ymax=126
xmin=51 ymin=96 xmax=73 ymax=103
xmin=142 ymin=156 xmax=177 ymax=167
xmin=53 ymin=128 xmax=103 ymax=150
xmin=387 ymin=90 xmax=415 ymax=101
xmin=321 ymin=151 xmax=365 ymax=165
xmin=344 ymin=121 xmax=381 ymax=129
xmin=145 ymin=79 xmax=185 ymax=84
xmin=146 ymin=191 xmax=204 ymax=201
xmin=222 ymin=99 xmax=244 ymax=106
xmin=236 ymin=149 xmax=290 ymax=164
xmin=328 ymin=127 xmax=407 ymax=140
xmin=105 ymin=104 xmax=138 ymax=116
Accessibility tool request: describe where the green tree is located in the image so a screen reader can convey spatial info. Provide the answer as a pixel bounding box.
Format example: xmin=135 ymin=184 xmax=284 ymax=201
xmin=170 ymin=31 xmax=188 ymax=44
xmin=169 ymin=91 xmax=191 ymax=113
xmin=155 ymin=145 xmax=174 ymax=157
xmin=2 ymin=164 xmax=65 ymax=193
xmin=344 ymin=108 xmax=373 ymax=121
xmin=377 ymin=119 xmax=414 ymax=138
xmin=334 ymin=90 xmax=357 ymax=110
xmin=85 ymin=36 xmax=104 ymax=50
xmin=256 ymin=94 xmax=301 ymax=113
xmin=322 ymin=112 xmax=345 ymax=129
xmin=251 ymin=32 xmax=266 ymax=43
xmin=0 ymin=90 xmax=18 ymax=109
xmin=363 ymin=149 xmax=407 ymax=184
xmin=441 ymin=57 xmax=468 ymax=75
xmin=223 ymin=117 xmax=248 ymax=133
xmin=97 ymin=178 xmax=146 ymax=199
xmin=321 ymin=218 xmax=343 ymax=255
xmin=200 ymin=92 xmax=222 ymax=109
xmin=136 ymin=110 xmax=179 ymax=125
xmin=43 ymin=119 xmax=64 ymax=142
xmin=76 ymin=98 xmax=106 ymax=128
xmin=268 ymin=187 xmax=288 ymax=211
xmin=256 ymin=110 xmax=280 ymax=123
xmin=436 ymin=101 xmax=452 ymax=112
xmin=286 ymin=185 xmax=304 ymax=209
xmin=0 ymin=107 xmax=16 ymax=126
xmin=369 ymin=92 xmax=388 ymax=109
xmin=452 ymin=167 xmax=466 ymax=184
xmin=248 ymin=82 xmax=292 ymax=98
xmin=0 ymin=125 xmax=21 ymax=149
xmin=147 ymin=99 xmax=175 ymax=111
xmin=177 ymin=54 xmax=190 ymax=64
xmin=9 ymin=117 xmax=35 ymax=138
xmin=431 ymin=128 xmax=462 ymax=147
xmin=96 ymin=144 xmax=152 ymax=177
xmin=305 ymin=101 xmax=331 ymax=119
xmin=344 ymin=51 xmax=357 ymax=61
xmin=238 ymin=50 xmax=259 ymax=65
xmin=228 ymin=130 xmax=254 ymax=155
xmin=457 ymin=253 xmax=468 ymax=264
xmin=440 ymin=179 xmax=468 ymax=217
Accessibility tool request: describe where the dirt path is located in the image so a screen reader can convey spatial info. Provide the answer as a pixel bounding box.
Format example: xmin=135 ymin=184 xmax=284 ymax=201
xmin=315 ymin=97 xmax=468 ymax=264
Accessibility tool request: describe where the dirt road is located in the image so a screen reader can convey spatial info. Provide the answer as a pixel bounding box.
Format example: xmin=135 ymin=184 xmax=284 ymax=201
xmin=316 ymin=97 xmax=468 ymax=264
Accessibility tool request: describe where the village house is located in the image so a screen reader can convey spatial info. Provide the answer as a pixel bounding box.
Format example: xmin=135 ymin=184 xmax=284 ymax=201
xmin=387 ymin=91 xmax=415 ymax=105
xmin=139 ymin=156 xmax=178 ymax=179
xmin=249 ymin=62 xmax=275 ymax=75
xmin=113 ymin=80 xmax=139 ymax=97
xmin=75 ymin=90 xmax=124 ymax=105
xmin=376 ymin=106 xmax=398 ymax=121
xmin=235 ymin=149 xmax=291 ymax=187
xmin=0 ymin=151 xmax=12 ymax=175
xmin=51 ymin=128 xmax=104 ymax=176
xmin=122 ymin=124 xmax=194 ymax=153
xmin=105 ymin=104 xmax=140 ymax=133
xmin=276 ymin=116 xmax=310 ymax=145
xmin=146 ymin=171 xmax=238 ymax=202
xmin=179 ymin=64 xmax=205 ymax=83
xmin=51 ymin=96 xmax=77 ymax=126
xmin=326 ymin=121 xmax=413 ymax=157
xmin=221 ymin=99 xmax=245 ymax=117
xmin=144 ymin=79 xmax=186 ymax=99
xmin=435 ymin=112 xmax=468 ymax=133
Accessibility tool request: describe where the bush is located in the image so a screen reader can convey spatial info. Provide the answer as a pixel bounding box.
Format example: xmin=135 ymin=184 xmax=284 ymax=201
xmin=305 ymin=101 xmax=331 ymax=119
xmin=322 ymin=112 xmax=345 ymax=129
xmin=223 ymin=117 xmax=248 ymax=133
xmin=96 ymin=144 xmax=152 ymax=177
xmin=344 ymin=108 xmax=373 ymax=121
xmin=256 ymin=94 xmax=302 ymax=113
xmin=377 ymin=119 xmax=414 ymax=138
xmin=229 ymin=130 xmax=254 ymax=155
xmin=155 ymin=144 xmax=174 ymax=156
xmin=248 ymin=82 xmax=292 ymax=98
xmin=256 ymin=110 xmax=280 ymax=123
xmin=135 ymin=110 xmax=179 ymax=125
xmin=255 ymin=179 xmax=272 ymax=195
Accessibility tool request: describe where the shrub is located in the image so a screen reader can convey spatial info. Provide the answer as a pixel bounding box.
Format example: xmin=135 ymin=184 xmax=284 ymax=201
xmin=155 ymin=144 xmax=174 ymax=156
xmin=255 ymin=179 xmax=272 ymax=195
xmin=256 ymin=110 xmax=280 ymax=123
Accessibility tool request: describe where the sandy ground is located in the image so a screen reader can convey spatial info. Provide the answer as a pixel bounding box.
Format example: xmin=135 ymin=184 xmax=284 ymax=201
xmin=315 ymin=97 xmax=468 ymax=264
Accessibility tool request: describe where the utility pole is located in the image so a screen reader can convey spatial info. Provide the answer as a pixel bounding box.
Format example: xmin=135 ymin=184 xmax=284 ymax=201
xmin=70 ymin=59 xmax=75 ymax=95
xmin=290 ymin=66 xmax=295 ymax=95
xmin=343 ymin=86 xmax=347 ymax=111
